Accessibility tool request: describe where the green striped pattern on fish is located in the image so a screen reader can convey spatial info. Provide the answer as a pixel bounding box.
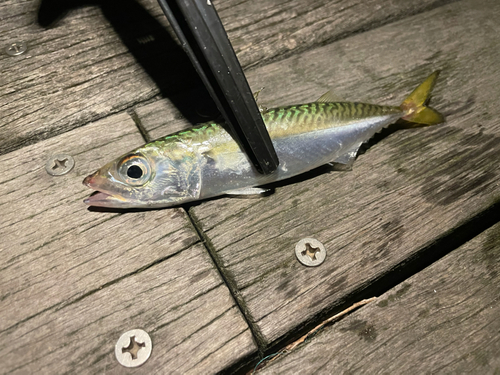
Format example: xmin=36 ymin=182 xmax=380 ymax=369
xmin=263 ymin=102 xmax=402 ymax=138
xmin=144 ymin=102 xmax=402 ymax=151
xmin=145 ymin=122 xmax=225 ymax=153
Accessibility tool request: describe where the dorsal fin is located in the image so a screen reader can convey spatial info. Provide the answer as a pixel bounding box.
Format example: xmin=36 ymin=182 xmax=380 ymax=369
xmin=316 ymin=90 xmax=343 ymax=103
xmin=253 ymin=88 xmax=268 ymax=113
xmin=253 ymin=88 xmax=264 ymax=102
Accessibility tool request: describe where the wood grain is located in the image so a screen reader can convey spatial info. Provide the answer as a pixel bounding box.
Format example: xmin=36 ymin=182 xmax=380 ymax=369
xmin=0 ymin=0 xmax=187 ymax=155
xmin=0 ymin=114 xmax=256 ymax=372
xmin=0 ymin=0 xmax=455 ymax=155
xmin=143 ymin=0 xmax=498 ymax=347
xmin=259 ymin=222 xmax=500 ymax=374
xmin=217 ymin=0 xmax=457 ymax=69
xmin=2 ymin=242 xmax=257 ymax=374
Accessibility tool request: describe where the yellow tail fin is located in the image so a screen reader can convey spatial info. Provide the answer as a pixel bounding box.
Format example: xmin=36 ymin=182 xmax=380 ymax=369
xmin=400 ymin=71 xmax=444 ymax=126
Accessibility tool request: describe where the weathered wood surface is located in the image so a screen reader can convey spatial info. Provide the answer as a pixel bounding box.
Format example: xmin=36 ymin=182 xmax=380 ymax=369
xmin=2 ymin=0 xmax=499 ymax=371
xmin=216 ymin=0 xmax=457 ymax=69
xmin=0 ymin=115 xmax=256 ymax=373
xmin=137 ymin=0 xmax=500 ymax=348
xmin=0 ymin=0 xmax=455 ymax=155
xmin=260 ymin=222 xmax=500 ymax=374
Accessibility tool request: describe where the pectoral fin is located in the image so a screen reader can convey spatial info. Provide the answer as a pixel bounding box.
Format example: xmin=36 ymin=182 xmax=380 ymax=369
xmin=332 ymin=142 xmax=362 ymax=167
xmin=224 ymin=187 xmax=271 ymax=196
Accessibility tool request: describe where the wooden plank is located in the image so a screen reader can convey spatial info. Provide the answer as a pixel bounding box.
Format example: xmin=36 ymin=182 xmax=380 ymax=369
xmin=136 ymin=0 xmax=500 ymax=348
xmin=259 ymin=222 xmax=500 ymax=374
xmin=1 ymin=0 xmax=454 ymax=155
xmin=2 ymin=242 xmax=257 ymax=374
xmin=218 ymin=0 xmax=457 ymax=69
xmin=134 ymin=87 xmax=219 ymax=141
xmin=0 ymin=0 xmax=193 ymax=155
xmin=0 ymin=114 xmax=256 ymax=372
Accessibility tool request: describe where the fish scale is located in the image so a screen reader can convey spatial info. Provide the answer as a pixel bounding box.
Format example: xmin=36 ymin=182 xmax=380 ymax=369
xmin=83 ymin=71 xmax=444 ymax=208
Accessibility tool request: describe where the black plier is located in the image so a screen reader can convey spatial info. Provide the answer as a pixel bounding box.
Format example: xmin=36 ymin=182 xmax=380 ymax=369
xmin=157 ymin=0 xmax=279 ymax=174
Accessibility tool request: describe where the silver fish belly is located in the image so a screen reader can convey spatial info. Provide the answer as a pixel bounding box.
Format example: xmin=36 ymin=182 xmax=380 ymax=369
xmin=197 ymin=112 xmax=402 ymax=200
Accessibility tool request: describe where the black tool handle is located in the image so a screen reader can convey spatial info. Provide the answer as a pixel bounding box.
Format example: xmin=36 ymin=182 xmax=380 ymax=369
xmin=157 ymin=0 xmax=279 ymax=174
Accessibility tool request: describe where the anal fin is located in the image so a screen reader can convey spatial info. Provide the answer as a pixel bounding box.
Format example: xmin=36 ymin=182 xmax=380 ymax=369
xmin=332 ymin=142 xmax=362 ymax=169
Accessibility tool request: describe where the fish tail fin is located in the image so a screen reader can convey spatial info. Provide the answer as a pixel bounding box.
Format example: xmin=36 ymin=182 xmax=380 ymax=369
xmin=400 ymin=71 xmax=444 ymax=126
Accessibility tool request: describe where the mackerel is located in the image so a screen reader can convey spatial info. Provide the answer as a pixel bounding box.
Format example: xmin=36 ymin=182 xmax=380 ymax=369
xmin=83 ymin=71 xmax=444 ymax=208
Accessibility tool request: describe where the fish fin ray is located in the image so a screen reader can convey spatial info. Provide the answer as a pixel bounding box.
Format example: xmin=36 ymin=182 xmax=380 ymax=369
xmin=253 ymin=88 xmax=268 ymax=113
xmin=332 ymin=142 xmax=362 ymax=167
xmin=253 ymin=88 xmax=264 ymax=101
xmin=400 ymin=71 xmax=444 ymax=126
xmin=316 ymin=90 xmax=344 ymax=103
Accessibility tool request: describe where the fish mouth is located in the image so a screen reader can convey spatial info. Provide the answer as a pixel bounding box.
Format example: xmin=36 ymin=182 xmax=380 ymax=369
xmin=83 ymin=191 xmax=128 ymax=207
xmin=83 ymin=172 xmax=128 ymax=207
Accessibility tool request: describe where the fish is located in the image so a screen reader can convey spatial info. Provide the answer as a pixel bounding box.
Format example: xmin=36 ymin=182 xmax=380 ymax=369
xmin=83 ymin=71 xmax=444 ymax=208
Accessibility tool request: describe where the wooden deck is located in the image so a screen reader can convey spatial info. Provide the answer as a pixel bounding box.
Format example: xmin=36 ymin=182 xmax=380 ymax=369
xmin=1 ymin=0 xmax=499 ymax=373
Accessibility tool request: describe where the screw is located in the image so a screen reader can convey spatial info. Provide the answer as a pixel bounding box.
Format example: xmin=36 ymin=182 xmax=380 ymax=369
xmin=295 ymin=238 xmax=326 ymax=267
xmin=115 ymin=329 xmax=152 ymax=368
xmin=5 ymin=41 xmax=27 ymax=56
xmin=45 ymin=154 xmax=75 ymax=176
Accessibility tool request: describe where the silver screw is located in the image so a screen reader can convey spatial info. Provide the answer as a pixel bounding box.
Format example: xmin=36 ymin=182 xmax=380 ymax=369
xmin=5 ymin=41 xmax=27 ymax=56
xmin=45 ymin=154 xmax=75 ymax=176
xmin=115 ymin=329 xmax=152 ymax=368
xmin=295 ymin=238 xmax=326 ymax=267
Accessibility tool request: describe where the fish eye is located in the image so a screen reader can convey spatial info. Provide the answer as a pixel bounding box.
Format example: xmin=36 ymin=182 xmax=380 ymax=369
xmin=127 ymin=165 xmax=143 ymax=179
xmin=118 ymin=154 xmax=152 ymax=186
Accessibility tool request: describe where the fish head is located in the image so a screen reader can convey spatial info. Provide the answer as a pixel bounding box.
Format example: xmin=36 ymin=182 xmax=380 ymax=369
xmin=83 ymin=144 xmax=202 ymax=209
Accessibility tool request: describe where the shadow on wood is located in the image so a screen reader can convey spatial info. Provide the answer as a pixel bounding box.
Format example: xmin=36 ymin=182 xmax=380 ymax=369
xmin=37 ymin=0 xmax=219 ymax=126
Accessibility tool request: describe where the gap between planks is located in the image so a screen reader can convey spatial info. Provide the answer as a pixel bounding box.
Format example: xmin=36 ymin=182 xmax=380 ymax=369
xmin=257 ymin=221 xmax=500 ymax=374
xmin=128 ymin=95 xmax=267 ymax=370
xmin=245 ymin=200 xmax=500 ymax=373
xmin=127 ymin=90 xmax=267 ymax=368
xmin=1 ymin=0 xmax=460 ymax=155
xmin=131 ymin=0 xmax=500 ymax=362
